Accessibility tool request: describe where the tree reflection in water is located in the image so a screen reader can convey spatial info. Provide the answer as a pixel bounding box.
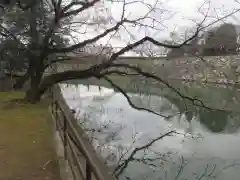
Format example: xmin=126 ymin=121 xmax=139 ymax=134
xmin=163 ymin=85 xmax=240 ymax=133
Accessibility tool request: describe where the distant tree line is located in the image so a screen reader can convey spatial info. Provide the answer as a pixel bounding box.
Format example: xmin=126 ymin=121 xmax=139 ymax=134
xmin=167 ymin=23 xmax=239 ymax=58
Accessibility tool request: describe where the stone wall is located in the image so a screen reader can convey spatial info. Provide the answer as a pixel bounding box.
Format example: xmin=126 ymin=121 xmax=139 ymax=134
xmin=52 ymin=55 xmax=240 ymax=84
xmin=163 ymin=55 xmax=240 ymax=83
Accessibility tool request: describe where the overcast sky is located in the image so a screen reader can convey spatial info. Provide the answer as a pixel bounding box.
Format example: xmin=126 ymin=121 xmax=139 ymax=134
xmin=70 ymin=0 xmax=240 ymax=54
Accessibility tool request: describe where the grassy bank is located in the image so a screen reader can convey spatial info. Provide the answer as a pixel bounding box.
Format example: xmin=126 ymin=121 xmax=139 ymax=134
xmin=0 ymin=92 xmax=60 ymax=180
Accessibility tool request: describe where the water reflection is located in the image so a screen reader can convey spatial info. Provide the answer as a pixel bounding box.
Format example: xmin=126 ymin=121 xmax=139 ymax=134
xmin=163 ymin=91 xmax=240 ymax=133
xmin=60 ymin=83 xmax=240 ymax=180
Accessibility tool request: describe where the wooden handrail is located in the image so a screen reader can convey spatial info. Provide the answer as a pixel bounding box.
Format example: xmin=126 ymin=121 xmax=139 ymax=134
xmin=50 ymin=85 xmax=116 ymax=180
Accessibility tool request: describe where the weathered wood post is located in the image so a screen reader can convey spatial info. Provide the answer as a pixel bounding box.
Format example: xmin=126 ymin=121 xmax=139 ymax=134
xmin=50 ymin=84 xmax=117 ymax=180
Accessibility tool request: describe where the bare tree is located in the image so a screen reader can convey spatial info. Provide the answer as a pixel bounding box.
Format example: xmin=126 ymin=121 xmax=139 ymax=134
xmin=0 ymin=0 xmax=237 ymax=104
xmin=0 ymin=0 xmax=239 ymax=127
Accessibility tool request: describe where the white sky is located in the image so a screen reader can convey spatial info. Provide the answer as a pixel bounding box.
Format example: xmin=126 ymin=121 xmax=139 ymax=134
xmin=69 ymin=0 xmax=240 ymax=54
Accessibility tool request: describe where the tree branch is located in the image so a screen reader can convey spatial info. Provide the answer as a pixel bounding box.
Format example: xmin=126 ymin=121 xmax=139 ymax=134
xmin=36 ymin=65 xmax=104 ymax=98
xmin=113 ymin=131 xmax=176 ymax=177
xmin=49 ymin=2 xmax=222 ymax=55
xmin=63 ymin=1 xmax=88 ymax=12
xmin=44 ymin=57 xmax=71 ymax=69
xmin=49 ymin=20 xmax=125 ymax=53
xmin=108 ymin=33 xmax=200 ymax=62
xmin=51 ymin=0 xmax=57 ymax=13
xmin=110 ymin=63 xmax=227 ymax=112
xmin=102 ymin=75 xmax=169 ymax=118
xmin=62 ymin=0 xmax=100 ymax=17
xmin=0 ymin=24 xmax=26 ymax=49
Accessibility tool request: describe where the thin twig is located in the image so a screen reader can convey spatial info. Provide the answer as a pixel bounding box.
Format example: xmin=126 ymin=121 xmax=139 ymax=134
xmin=113 ymin=131 xmax=175 ymax=177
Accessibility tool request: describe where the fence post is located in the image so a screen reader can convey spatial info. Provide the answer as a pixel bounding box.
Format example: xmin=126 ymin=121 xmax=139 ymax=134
xmin=51 ymin=84 xmax=117 ymax=180
xmin=86 ymin=163 xmax=92 ymax=180
xmin=63 ymin=114 xmax=67 ymax=160
xmin=50 ymin=87 xmax=53 ymax=114
xmin=51 ymin=98 xmax=55 ymax=116
xmin=54 ymin=101 xmax=59 ymax=130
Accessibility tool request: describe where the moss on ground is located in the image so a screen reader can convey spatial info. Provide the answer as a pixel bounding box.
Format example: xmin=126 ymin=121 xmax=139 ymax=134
xmin=0 ymin=92 xmax=60 ymax=180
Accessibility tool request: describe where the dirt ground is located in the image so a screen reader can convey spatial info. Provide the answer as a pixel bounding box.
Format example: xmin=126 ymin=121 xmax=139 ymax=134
xmin=0 ymin=92 xmax=60 ymax=180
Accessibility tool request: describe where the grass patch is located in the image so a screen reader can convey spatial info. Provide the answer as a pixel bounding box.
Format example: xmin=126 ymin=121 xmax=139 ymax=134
xmin=0 ymin=92 xmax=60 ymax=180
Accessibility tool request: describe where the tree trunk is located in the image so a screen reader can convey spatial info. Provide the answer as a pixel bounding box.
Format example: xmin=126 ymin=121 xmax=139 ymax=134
xmin=23 ymin=3 xmax=41 ymax=103
xmin=24 ymin=69 xmax=43 ymax=103
xmin=24 ymin=87 xmax=41 ymax=103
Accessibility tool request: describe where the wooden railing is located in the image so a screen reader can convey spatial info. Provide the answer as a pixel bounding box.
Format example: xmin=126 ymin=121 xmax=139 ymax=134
xmin=49 ymin=85 xmax=116 ymax=180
